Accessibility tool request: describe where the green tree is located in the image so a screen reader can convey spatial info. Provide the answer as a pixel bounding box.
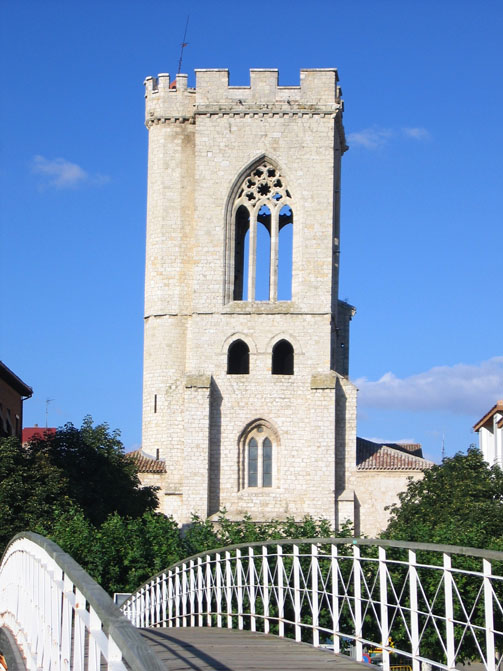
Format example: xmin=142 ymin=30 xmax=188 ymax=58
xmin=382 ymin=448 xmax=503 ymax=663
xmin=26 ymin=416 xmax=159 ymax=525
xmin=0 ymin=436 xmax=72 ymax=549
xmin=383 ymin=447 xmax=503 ymax=549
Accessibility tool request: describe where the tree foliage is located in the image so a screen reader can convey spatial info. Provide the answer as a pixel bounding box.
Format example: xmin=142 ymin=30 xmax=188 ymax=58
xmin=383 ymin=447 xmax=503 ymax=550
xmin=0 ymin=436 xmax=72 ymax=549
xmin=382 ymin=448 xmax=503 ymax=663
xmin=25 ymin=416 xmax=159 ymax=525
xmin=0 ymin=417 xmax=158 ymax=553
xmin=183 ymin=510 xmax=345 ymax=557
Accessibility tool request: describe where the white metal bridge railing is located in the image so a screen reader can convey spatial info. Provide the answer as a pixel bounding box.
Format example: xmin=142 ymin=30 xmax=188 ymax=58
xmin=0 ymin=532 xmax=166 ymax=671
xmin=121 ymin=537 xmax=503 ymax=671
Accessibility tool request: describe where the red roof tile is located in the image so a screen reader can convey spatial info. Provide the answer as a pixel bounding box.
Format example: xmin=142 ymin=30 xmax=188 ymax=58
xmin=127 ymin=448 xmax=167 ymax=474
xmin=22 ymin=426 xmax=56 ymax=443
xmin=357 ymin=437 xmax=433 ymax=471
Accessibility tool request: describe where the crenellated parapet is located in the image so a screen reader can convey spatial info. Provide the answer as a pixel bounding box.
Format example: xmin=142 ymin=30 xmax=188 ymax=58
xmin=144 ymin=68 xmax=345 ymax=130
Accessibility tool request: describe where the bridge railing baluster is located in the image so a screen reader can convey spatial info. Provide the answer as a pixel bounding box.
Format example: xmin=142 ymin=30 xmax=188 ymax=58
xmin=197 ymin=557 xmax=204 ymax=627
xmin=155 ymin=575 xmax=161 ymax=626
xmin=311 ymin=543 xmax=320 ymax=647
xmin=189 ymin=559 xmax=196 ymax=627
xmin=61 ymin=572 xmax=72 ymax=668
xmin=277 ymin=544 xmax=284 ymax=638
xmin=483 ymin=558 xmax=496 ymax=671
xmin=175 ymin=565 xmax=181 ymax=627
xmin=182 ymin=562 xmax=188 ymax=627
xmin=331 ymin=543 xmax=340 ymax=654
xmin=378 ymin=545 xmax=390 ymax=671
xmin=88 ymin=606 xmax=102 ymax=671
xmin=161 ymin=572 xmax=167 ymax=625
xmin=443 ymin=553 xmax=456 ymax=670
xmin=168 ymin=568 xmax=174 ymax=626
xmin=205 ymin=555 xmax=212 ymax=627
xmin=262 ymin=545 xmax=270 ymax=634
xmin=236 ymin=548 xmax=243 ymax=630
xmin=73 ymin=586 xmax=86 ymax=671
xmin=353 ymin=544 xmax=363 ymax=662
xmin=409 ymin=549 xmax=420 ymax=671
xmin=216 ymin=553 xmax=223 ymax=628
xmin=249 ymin=547 xmax=256 ymax=632
xmin=225 ymin=550 xmax=233 ymax=629
xmin=292 ymin=543 xmax=301 ymax=642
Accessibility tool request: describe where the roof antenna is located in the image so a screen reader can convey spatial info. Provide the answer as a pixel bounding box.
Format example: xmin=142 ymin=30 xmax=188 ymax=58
xmin=177 ymin=15 xmax=190 ymax=75
xmin=45 ymin=398 xmax=54 ymax=428
xmin=441 ymin=432 xmax=445 ymax=461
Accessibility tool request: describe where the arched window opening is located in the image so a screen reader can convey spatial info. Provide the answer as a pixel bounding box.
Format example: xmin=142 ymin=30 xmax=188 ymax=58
xmin=262 ymin=437 xmax=272 ymax=487
xmin=227 ymin=339 xmax=250 ymax=374
xmin=272 ymin=339 xmax=294 ymax=375
xmin=233 ymin=206 xmax=250 ymax=301
xmin=278 ymin=205 xmax=293 ymax=300
xmin=228 ymin=161 xmax=293 ymax=303
xmin=255 ymin=205 xmax=271 ymax=300
xmin=248 ymin=438 xmax=258 ymax=487
xmin=243 ymin=424 xmax=276 ymax=489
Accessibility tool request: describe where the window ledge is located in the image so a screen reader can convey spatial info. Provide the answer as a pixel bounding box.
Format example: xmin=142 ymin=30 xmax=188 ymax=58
xmin=222 ymin=301 xmax=295 ymax=315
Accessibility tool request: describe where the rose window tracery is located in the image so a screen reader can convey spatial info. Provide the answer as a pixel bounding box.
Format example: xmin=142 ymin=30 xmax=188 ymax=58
xmin=230 ymin=161 xmax=293 ymax=303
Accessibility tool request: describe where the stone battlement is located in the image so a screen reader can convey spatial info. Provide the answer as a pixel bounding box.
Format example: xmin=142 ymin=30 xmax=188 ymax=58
xmin=144 ymin=69 xmax=343 ymax=122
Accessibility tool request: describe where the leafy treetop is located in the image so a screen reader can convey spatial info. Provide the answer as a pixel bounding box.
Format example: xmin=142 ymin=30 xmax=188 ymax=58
xmin=383 ymin=447 xmax=503 ymax=551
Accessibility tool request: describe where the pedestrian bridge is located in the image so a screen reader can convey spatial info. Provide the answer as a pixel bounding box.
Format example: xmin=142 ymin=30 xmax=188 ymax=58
xmin=0 ymin=533 xmax=501 ymax=670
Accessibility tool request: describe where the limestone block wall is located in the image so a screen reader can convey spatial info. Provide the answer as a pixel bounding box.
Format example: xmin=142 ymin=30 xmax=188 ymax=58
xmin=355 ymin=471 xmax=425 ymax=537
xmin=142 ymin=68 xmax=355 ymax=527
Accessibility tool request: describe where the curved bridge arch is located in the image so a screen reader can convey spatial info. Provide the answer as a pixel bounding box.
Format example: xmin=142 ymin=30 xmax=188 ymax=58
xmin=121 ymin=537 xmax=503 ymax=671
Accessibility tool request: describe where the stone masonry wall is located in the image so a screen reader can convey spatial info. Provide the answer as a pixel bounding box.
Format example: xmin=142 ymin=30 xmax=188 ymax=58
xmin=142 ymin=69 xmax=355 ymax=527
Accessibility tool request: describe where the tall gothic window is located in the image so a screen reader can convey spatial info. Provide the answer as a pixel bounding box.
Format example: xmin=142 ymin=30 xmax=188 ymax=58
xmin=230 ymin=161 xmax=293 ymax=302
xmin=243 ymin=423 xmax=276 ymax=489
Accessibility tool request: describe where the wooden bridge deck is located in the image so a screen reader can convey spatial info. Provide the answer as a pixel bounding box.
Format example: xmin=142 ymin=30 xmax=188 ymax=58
xmin=140 ymin=628 xmax=367 ymax=671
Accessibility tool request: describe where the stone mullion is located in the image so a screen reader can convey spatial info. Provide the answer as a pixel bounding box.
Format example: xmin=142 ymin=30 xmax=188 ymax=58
xmin=269 ymin=206 xmax=279 ymax=301
xmin=248 ymin=208 xmax=258 ymax=301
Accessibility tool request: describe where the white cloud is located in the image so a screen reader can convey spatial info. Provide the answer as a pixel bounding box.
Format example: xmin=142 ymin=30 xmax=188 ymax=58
xmin=355 ymin=357 xmax=503 ymax=416
xmin=347 ymin=127 xmax=393 ymax=150
xmin=31 ymin=155 xmax=109 ymax=189
xmin=347 ymin=125 xmax=431 ymax=150
xmin=362 ymin=436 xmax=417 ymax=445
xmin=402 ymin=127 xmax=431 ymax=141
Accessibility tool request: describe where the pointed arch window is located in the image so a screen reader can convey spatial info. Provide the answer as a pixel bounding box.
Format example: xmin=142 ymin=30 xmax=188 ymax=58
xmin=272 ymin=339 xmax=294 ymax=375
xmin=245 ymin=425 xmax=275 ymax=488
xmin=227 ymin=339 xmax=250 ymax=374
xmin=229 ymin=161 xmax=293 ymax=303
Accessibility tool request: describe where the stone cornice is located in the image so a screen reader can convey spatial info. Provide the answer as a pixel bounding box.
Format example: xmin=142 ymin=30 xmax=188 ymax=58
xmin=145 ymin=104 xmax=345 ymax=130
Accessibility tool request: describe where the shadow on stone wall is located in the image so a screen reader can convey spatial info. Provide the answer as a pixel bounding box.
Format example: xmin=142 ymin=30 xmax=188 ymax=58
xmin=208 ymin=379 xmax=222 ymax=516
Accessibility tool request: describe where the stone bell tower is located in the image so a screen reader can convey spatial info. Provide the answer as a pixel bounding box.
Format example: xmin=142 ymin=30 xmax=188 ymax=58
xmin=142 ymin=68 xmax=357 ymax=526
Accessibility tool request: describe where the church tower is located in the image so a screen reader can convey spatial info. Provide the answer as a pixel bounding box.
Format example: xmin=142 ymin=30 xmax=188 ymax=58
xmin=142 ymin=68 xmax=357 ymax=526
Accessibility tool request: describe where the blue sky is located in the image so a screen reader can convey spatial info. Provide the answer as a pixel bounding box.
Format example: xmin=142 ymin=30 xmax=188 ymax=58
xmin=1 ymin=0 xmax=502 ymax=462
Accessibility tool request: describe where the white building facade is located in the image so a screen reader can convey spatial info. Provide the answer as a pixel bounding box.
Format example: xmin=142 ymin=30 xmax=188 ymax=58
xmin=474 ymin=401 xmax=503 ymax=468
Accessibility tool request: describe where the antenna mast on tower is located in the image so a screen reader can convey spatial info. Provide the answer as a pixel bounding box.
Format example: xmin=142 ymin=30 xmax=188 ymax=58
xmin=45 ymin=398 xmax=54 ymax=428
xmin=177 ymin=15 xmax=190 ymax=75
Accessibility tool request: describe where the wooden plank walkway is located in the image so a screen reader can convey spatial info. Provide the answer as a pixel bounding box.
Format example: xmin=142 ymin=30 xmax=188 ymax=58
xmin=140 ymin=628 xmax=367 ymax=671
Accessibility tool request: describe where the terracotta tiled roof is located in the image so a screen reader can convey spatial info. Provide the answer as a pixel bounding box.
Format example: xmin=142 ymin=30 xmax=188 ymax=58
xmin=22 ymin=426 xmax=57 ymax=443
xmin=127 ymin=448 xmax=167 ymax=474
xmin=473 ymin=400 xmax=503 ymax=432
xmin=356 ymin=437 xmax=434 ymax=471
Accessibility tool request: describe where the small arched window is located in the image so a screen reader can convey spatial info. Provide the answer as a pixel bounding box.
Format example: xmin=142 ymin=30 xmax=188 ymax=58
xmin=227 ymin=339 xmax=250 ymax=374
xmin=272 ymin=339 xmax=294 ymax=375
